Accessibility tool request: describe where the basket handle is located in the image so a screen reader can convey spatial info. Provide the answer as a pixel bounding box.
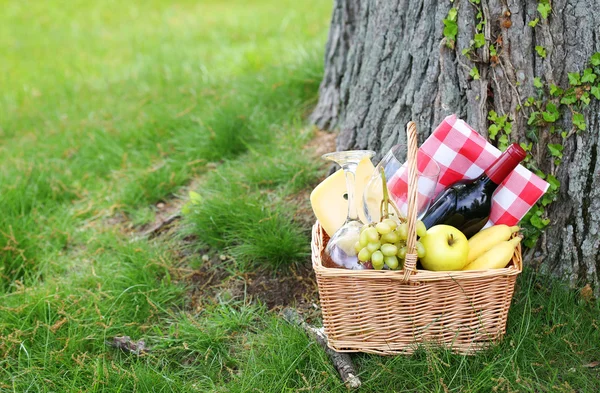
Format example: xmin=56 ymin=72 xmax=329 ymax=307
xmin=402 ymin=121 xmax=419 ymax=282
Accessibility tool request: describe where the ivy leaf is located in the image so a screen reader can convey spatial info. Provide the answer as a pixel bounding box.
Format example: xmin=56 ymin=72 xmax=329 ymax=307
xmin=527 ymin=111 xmax=540 ymax=126
xmin=489 ymin=124 xmax=499 ymax=139
xmin=549 ymin=84 xmax=563 ymax=96
xmin=474 ymin=33 xmax=485 ymax=48
xmin=591 ymin=52 xmax=600 ymax=66
xmin=546 ymin=174 xmax=560 ymax=191
xmin=504 ymin=120 xmax=512 ymax=134
xmin=547 ymin=143 xmax=563 ymax=158
xmin=537 ymin=2 xmax=552 ymax=19
xmin=581 ymin=68 xmax=597 ymax=84
xmin=572 ymin=112 xmax=586 ymax=130
xmin=529 ymin=18 xmax=539 ymax=27
xmin=487 ymin=110 xmax=498 ymax=122
xmin=568 ymin=72 xmax=581 ymax=86
xmin=443 ymin=20 xmax=458 ymax=37
xmin=525 ymin=96 xmax=535 ymax=107
xmin=520 ymin=142 xmax=533 ymax=152
xmin=542 ymin=112 xmax=557 ymax=123
xmin=498 ymin=135 xmax=509 ymax=149
xmin=470 ymin=66 xmax=480 ymax=80
xmin=542 ymin=102 xmax=560 ymax=122
xmin=462 ymin=48 xmax=471 ymax=56
xmin=523 ymin=235 xmax=539 ymax=249
xmin=535 ymin=46 xmax=547 ymax=58
xmin=533 ymin=77 xmax=543 ymax=88
xmin=561 ymin=89 xmax=578 ymax=105
xmin=447 ymin=7 xmax=458 ymax=21
xmin=591 ymin=85 xmax=600 ymax=100
xmin=530 ymin=215 xmax=550 ymax=229
xmin=541 ymin=194 xmax=555 ymax=206
xmin=443 ymin=9 xmax=459 ymax=48
xmin=580 ymin=92 xmax=591 ymax=105
xmin=490 ymin=44 xmax=497 ymax=56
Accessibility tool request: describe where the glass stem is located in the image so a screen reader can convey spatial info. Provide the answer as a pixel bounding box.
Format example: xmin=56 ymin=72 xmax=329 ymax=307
xmin=343 ymin=163 xmax=358 ymax=222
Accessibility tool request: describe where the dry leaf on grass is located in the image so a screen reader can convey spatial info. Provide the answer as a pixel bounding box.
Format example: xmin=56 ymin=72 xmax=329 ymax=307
xmin=106 ymin=336 xmax=151 ymax=355
xmin=580 ymin=284 xmax=594 ymax=302
xmin=582 ymin=361 xmax=599 ymax=368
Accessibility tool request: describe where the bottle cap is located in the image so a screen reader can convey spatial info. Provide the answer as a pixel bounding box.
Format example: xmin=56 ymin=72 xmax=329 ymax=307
xmin=485 ymin=143 xmax=527 ymax=184
xmin=505 ymin=143 xmax=527 ymax=162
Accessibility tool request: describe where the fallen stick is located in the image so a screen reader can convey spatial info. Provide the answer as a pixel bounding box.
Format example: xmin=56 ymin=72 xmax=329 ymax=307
xmin=282 ymin=308 xmax=361 ymax=389
xmin=142 ymin=213 xmax=181 ymax=238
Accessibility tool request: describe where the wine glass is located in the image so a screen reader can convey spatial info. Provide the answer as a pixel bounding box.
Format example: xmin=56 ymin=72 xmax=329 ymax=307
xmin=322 ymin=150 xmax=375 ymax=270
xmin=363 ymin=144 xmax=440 ymax=223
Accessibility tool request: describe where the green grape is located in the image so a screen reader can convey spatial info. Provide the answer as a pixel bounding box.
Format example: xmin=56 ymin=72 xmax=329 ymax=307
xmin=380 ymin=244 xmax=398 ymax=257
xmin=366 ymin=227 xmax=380 ymax=243
xmin=354 ymin=241 xmax=362 ymax=253
xmin=383 ymin=218 xmax=398 ymax=230
xmin=416 ymin=220 xmax=427 ymax=238
xmin=375 ymin=222 xmax=392 ymax=235
xmin=371 ymin=250 xmax=384 ymax=265
xmin=397 ymin=246 xmax=407 ymax=259
xmin=416 ymin=241 xmax=426 ymax=258
xmin=358 ymin=247 xmax=372 ymax=262
xmin=366 ymin=241 xmax=381 ymax=253
xmin=359 ymin=229 xmax=369 ymax=247
xmin=397 ymin=223 xmax=408 ymax=240
xmin=372 ymin=257 xmax=385 ymax=270
xmin=384 ymin=255 xmax=399 ymax=270
xmin=381 ymin=231 xmax=400 ymax=244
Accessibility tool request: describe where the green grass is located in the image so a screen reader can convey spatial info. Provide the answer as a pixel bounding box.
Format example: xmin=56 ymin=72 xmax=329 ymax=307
xmin=0 ymin=0 xmax=328 ymax=288
xmin=182 ymin=125 xmax=322 ymax=269
xmin=1 ymin=0 xmax=599 ymax=391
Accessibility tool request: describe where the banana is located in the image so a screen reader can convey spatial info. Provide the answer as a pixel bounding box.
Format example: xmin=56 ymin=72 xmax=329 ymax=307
xmin=467 ymin=225 xmax=520 ymax=264
xmin=462 ymin=237 xmax=521 ymax=270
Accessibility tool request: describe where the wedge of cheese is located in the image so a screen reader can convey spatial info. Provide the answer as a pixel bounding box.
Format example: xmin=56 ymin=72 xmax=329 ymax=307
xmin=310 ymin=158 xmax=379 ymax=236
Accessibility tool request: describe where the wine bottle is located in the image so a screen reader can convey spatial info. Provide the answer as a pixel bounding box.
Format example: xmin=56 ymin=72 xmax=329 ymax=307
xmin=420 ymin=143 xmax=526 ymax=238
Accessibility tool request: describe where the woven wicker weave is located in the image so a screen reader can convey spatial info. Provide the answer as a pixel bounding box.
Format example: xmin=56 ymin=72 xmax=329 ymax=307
xmin=311 ymin=122 xmax=522 ymax=355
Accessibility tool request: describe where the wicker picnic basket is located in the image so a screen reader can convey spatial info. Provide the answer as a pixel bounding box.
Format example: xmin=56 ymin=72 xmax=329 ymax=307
xmin=311 ymin=121 xmax=522 ymax=355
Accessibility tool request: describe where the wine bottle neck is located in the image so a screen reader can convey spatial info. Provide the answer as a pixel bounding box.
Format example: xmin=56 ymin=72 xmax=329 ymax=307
xmin=483 ymin=143 xmax=526 ymax=185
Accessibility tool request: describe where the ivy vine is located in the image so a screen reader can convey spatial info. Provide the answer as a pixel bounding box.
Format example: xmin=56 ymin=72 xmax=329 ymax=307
xmin=442 ymin=0 xmax=600 ymax=249
xmin=518 ymin=51 xmax=600 ymax=247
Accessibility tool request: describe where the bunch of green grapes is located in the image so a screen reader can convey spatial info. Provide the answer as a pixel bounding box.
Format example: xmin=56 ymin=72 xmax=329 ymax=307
xmin=355 ymin=219 xmax=427 ymax=270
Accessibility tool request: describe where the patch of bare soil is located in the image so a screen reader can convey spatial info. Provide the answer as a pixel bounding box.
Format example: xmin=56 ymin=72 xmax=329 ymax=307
xmin=178 ymin=250 xmax=320 ymax=319
xmin=306 ymin=129 xmax=337 ymax=159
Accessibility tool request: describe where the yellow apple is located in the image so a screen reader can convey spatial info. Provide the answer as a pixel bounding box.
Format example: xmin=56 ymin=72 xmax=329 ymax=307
xmin=419 ymin=225 xmax=469 ymax=271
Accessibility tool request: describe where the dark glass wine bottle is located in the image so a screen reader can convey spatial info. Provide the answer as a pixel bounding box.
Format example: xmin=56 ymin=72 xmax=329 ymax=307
xmin=420 ymin=143 xmax=526 ymax=239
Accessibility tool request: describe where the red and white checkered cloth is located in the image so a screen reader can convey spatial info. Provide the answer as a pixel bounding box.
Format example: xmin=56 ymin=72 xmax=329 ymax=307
xmin=387 ymin=114 xmax=549 ymax=227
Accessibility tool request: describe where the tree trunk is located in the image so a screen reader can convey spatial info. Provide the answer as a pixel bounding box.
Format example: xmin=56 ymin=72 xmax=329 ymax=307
xmin=313 ymin=0 xmax=600 ymax=292
xmin=310 ymin=0 xmax=361 ymax=130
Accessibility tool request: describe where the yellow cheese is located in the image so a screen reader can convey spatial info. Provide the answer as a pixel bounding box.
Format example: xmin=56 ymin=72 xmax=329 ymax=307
xmin=310 ymin=158 xmax=379 ymax=236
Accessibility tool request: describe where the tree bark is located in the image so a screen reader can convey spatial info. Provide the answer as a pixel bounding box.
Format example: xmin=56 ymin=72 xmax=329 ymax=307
xmin=314 ymin=0 xmax=600 ymax=291
xmin=310 ymin=0 xmax=361 ymax=130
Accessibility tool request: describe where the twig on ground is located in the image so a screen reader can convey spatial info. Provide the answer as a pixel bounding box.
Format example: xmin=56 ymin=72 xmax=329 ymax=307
xmin=282 ymin=307 xmax=361 ymax=390
xmin=142 ymin=213 xmax=182 ymax=238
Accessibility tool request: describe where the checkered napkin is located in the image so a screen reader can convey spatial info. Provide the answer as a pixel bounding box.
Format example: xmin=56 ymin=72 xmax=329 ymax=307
xmin=387 ymin=114 xmax=549 ymax=227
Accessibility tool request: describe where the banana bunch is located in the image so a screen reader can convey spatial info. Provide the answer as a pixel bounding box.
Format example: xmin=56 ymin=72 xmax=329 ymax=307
xmin=462 ymin=225 xmax=521 ymax=271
